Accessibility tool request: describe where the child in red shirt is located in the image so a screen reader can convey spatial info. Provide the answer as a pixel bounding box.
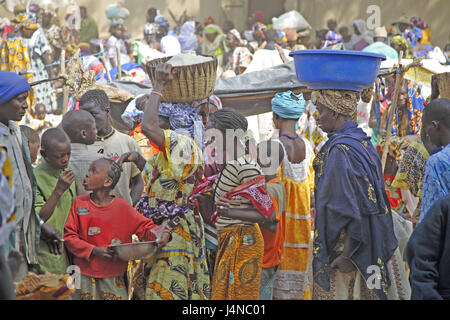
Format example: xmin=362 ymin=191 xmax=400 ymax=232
xmin=64 ymin=158 xmax=171 ymax=300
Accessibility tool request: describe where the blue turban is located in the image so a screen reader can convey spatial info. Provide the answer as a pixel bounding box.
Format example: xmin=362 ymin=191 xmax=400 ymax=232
xmin=158 ymin=102 xmax=204 ymax=149
xmin=0 ymin=71 xmax=30 ymax=105
xmin=272 ymin=91 xmax=306 ymax=119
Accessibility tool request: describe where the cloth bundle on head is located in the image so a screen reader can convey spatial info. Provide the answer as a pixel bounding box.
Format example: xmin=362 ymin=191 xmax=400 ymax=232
xmin=0 ymin=71 xmax=30 ymax=104
xmin=390 ymin=35 xmax=408 ymax=50
xmin=178 ymin=21 xmax=198 ymax=52
xmin=13 ymin=13 xmax=37 ymax=30
xmin=158 ymin=102 xmax=205 ymax=149
xmin=144 ymin=23 xmax=159 ymax=35
xmin=106 ymin=1 xmax=129 ymax=27
xmin=272 ymin=91 xmax=306 ymax=119
xmin=192 ymin=95 xmax=222 ymax=110
xmin=155 ymin=14 xmax=169 ymax=29
xmin=410 ymin=17 xmax=427 ymax=29
xmin=311 ymin=89 xmax=360 ymax=118
xmin=229 ymin=29 xmax=245 ymax=46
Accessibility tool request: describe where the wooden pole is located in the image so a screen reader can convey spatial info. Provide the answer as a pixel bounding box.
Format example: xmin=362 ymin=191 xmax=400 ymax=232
xmin=99 ymin=42 xmax=112 ymax=83
xmin=61 ymin=49 xmax=69 ymax=114
xmin=116 ymin=43 xmax=121 ymax=80
xmin=381 ymin=53 xmax=423 ymax=171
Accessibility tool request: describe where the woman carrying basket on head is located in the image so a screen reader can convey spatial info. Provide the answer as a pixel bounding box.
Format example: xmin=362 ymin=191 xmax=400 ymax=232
xmin=120 ymin=63 xmax=211 ymax=300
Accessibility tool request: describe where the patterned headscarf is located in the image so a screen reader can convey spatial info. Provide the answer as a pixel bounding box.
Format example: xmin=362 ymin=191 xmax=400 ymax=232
xmin=144 ymin=23 xmax=159 ymax=35
xmin=311 ymin=89 xmax=360 ymax=118
xmin=13 ymin=13 xmax=37 ymax=30
xmin=155 ymin=14 xmax=169 ymax=29
xmin=410 ymin=17 xmax=428 ymax=29
xmin=390 ymin=35 xmax=408 ymax=50
xmin=229 ymin=29 xmax=245 ymax=46
xmin=158 ymin=102 xmax=205 ymax=149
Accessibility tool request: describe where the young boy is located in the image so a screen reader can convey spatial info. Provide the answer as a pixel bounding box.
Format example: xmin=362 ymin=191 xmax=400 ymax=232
xmin=20 ymin=125 xmax=40 ymax=165
xmin=256 ymin=140 xmax=286 ymax=300
xmin=79 ymin=89 xmax=144 ymax=206
xmin=64 ymin=158 xmax=171 ymax=300
xmin=34 ymin=128 xmax=75 ymax=275
xmin=61 ymin=110 xmax=101 ymax=196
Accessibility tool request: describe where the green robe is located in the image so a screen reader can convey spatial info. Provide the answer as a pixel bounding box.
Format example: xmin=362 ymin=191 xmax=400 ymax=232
xmin=34 ymin=160 xmax=76 ymax=274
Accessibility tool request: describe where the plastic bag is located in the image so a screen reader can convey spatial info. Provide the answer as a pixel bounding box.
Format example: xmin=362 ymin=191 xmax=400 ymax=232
xmin=428 ymin=46 xmax=447 ymax=64
xmin=272 ymin=10 xmax=311 ymax=31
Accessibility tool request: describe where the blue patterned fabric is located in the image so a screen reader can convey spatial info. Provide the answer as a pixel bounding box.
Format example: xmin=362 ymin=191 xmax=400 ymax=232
xmin=158 ymin=102 xmax=205 ymax=149
xmin=420 ymin=144 xmax=450 ymax=223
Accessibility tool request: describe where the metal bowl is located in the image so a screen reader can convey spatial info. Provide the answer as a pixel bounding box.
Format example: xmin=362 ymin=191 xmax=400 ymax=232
xmin=109 ymin=241 xmax=158 ymax=261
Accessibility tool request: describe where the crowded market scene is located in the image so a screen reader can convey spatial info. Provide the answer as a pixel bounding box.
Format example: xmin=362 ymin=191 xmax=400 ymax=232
xmin=0 ymin=0 xmax=449 ymax=304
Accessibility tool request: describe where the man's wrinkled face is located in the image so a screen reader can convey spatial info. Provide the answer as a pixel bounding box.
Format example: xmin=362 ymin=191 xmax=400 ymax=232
xmin=0 ymin=92 xmax=28 ymax=123
xmin=316 ymin=102 xmax=337 ymax=133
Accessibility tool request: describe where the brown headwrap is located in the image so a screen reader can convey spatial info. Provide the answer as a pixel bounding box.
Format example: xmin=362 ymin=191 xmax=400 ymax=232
xmin=311 ymin=89 xmax=361 ymax=120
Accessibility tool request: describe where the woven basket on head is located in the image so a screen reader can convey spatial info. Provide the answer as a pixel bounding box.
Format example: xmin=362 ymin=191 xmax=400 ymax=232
xmin=145 ymin=55 xmax=217 ymax=103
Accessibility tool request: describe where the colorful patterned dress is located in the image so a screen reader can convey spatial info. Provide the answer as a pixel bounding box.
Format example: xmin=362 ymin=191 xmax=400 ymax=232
xmin=0 ymin=35 xmax=36 ymax=111
xmin=24 ymin=29 xmax=58 ymax=113
xmin=272 ymin=137 xmax=315 ymax=300
xmin=128 ymin=129 xmax=211 ymax=300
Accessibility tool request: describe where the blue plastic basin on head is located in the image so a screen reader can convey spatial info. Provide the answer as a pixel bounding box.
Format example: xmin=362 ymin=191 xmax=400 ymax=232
xmin=289 ymin=50 xmax=386 ymax=92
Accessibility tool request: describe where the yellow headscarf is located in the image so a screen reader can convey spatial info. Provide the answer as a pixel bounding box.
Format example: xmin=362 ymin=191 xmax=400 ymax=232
xmin=13 ymin=14 xmax=38 ymax=31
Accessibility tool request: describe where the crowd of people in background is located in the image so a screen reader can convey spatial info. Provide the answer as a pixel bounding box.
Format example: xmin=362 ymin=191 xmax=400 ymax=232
xmin=0 ymin=1 xmax=449 ymax=302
